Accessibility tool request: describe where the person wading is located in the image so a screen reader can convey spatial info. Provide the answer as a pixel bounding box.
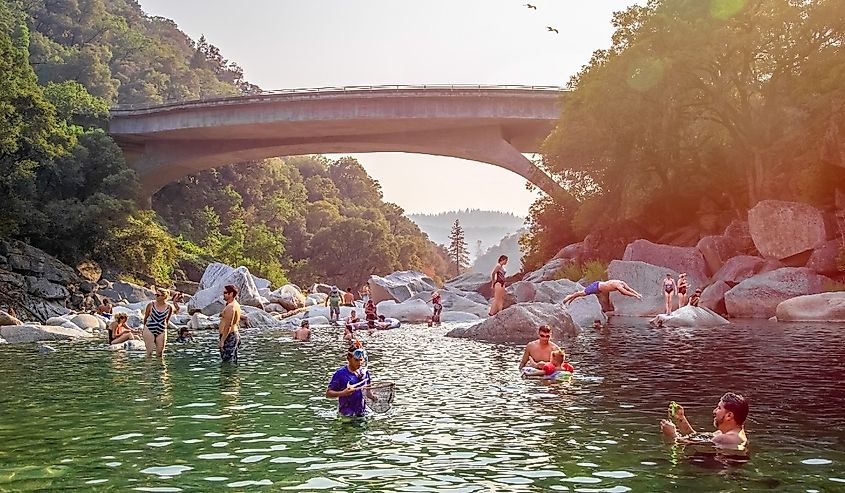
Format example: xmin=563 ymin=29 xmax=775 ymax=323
xmin=219 ymin=284 xmax=242 ymax=363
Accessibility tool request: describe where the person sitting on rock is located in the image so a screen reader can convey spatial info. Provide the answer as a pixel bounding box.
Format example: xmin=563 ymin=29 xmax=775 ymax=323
xmin=687 ymin=288 xmax=702 ymax=307
xmin=96 ymin=298 xmax=114 ymax=319
xmin=108 ymin=313 xmax=141 ymax=345
xmin=342 ymin=287 xmax=355 ymax=307
xmin=346 ymin=310 xmax=360 ymax=324
xmin=294 ymin=319 xmax=311 ymax=341
xmin=660 ymin=392 xmax=749 ymax=450
xmin=518 ymin=325 xmax=561 ymax=370
xmin=563 ymin=280 xmax=643 ymax=305
xmin=175 ymin=326 xmax=195 ymax=343
xmin=429 ymin=291 xmax=442 ymax=327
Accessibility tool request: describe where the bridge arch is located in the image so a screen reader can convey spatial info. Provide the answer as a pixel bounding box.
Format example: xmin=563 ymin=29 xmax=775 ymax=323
xmin=109 ymin=85 xmax=571 ymax=203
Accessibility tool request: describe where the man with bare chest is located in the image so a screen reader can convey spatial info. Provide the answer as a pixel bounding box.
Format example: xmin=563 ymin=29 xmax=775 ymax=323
xmin=518 ymin=325 xmax=562 ymax=370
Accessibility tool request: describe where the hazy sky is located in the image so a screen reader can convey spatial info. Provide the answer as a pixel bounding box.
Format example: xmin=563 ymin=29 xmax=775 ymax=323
xmin=138 ymin=0 xmax=640 ymax=215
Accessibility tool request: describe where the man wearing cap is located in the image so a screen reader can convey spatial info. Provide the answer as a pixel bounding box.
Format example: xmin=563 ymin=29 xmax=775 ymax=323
xmin=325 ymin=286 xmax=342 ymax=324
xmin=325 ymin=343 xmax=371 ymax=417
xmin=293 ymin=319 xmax=311 ymax=341
xmin=518 ymin=325 xmax=562 ymax=370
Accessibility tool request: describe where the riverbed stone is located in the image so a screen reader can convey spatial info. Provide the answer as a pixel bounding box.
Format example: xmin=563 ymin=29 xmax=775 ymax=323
xmin=711 ymin=256 xmax=766 ymax=287
xmin=189 ymin=265 xmax=264 ymax=315
xmin=724 ymin=267 xmax=831 ymax=318
xmin=369 ymin=271 xmax=437 ymax=304
xmin=696 ymin=235 xmax=741 ymax=277
xmin=506 ymin=279 xmax=606 ymax=329
xmin=267 ymin=284 xmax=307 ymax=311
xmin=444 ymin=272 xmax=491 ymax=298
xmin=622 ymin=239 xmax=708 ymax=288
xmin=375 ymin=299 xmax=431 ymax=322
xmin=445 ymin=303 xmax=579 ymax=344
xmin=71 ymin=314 xmax=106 ymax=331
xmin=523 ymin=258 xmax=567 ymax=283
xmin=723 ymin=219 xmax=756 ymax=254
xmin=748 ymin=200 xmax=827 ymax=260
xmin=700 ymin=281 xmax=731 ymax=315
xmin=607 ymin=260 xmax=679 ymax=317
xmin=0 ymin=324 xmax=92 ymax=343
xmin=0 ymin=310 xmax=22 ymax=326
xmin=806 ymin=239 xmax=844 ymax=275
xmin=649 ymin=305 xmax=730 ymax=328
xmin=240 ymin=306 xmax=281 ymax=328
xmin=775 ymin=292 xmax=845 ymax=322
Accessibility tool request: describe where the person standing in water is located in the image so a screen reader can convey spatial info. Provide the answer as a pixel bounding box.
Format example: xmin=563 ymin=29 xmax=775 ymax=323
xmin=325 ymin=343 xmax=371 ymax=417
xmin=219 ymin=284 xmax=242 ymax=363
xmin=488 ymin=255 xmax=508 ymax=316
xmin=660 ymin=392 xmax=749 ymax=449
xmin=326 ymin=286 xmax=342 ymax=324
xmin=663 ymin=274 xmax=677 ymax=314
xmin=430 ymin=291 xmax=442 ymax=326
xmin=142 ymin=288 xmax=181 ymax=358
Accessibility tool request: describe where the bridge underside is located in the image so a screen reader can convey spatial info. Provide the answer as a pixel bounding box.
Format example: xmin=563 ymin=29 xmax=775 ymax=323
xmin=123 ymin=126 xmax=571 ymax=203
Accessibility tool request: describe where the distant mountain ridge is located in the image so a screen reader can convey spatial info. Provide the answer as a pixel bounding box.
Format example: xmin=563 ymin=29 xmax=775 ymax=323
xmin=408 ymin=209 xmax=525 ymax=262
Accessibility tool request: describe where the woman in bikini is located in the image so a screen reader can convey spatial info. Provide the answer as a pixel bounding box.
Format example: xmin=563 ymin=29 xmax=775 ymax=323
xmin=108 ymin=313 xmax=141 ymax=346
xmin=663 ymin=274 xmax=677 ymax=315
xmin=143 ymin=288 xmax=182 ymax=358
xmin=677 ymin=273 xmax=689 ymax=307
xmin=488 ymin=255 xmax=509 ymax=316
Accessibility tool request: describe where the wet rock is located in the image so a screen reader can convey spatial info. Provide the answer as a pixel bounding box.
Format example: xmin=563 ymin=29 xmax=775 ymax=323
xmin=0 ymin=324 xmax=92 ymax=344
xmin=748 ymin=200 xmax=826 ymax=260
xmin=446 ymin=303 xmax=579 ymax=344
xmin=76 ymin=260 xmax=102 ymax=283
xmin=38 ymin=344 xmax=58 ymax=353
xmin=775 ymin=292 xmax=845 ymax=322
xmin=806 ymin=239 xmax=844 ymax=275
xmin=0 ymin=310 xmax=22 ymax=326
xmin=267 ymin=284 xmax=307 ymax=311
xmin=649 ymin=305 xmax=730 ymax=328
xmin=700 ymin=281 xmax=731 ymax=315
xmin=375 ymin=299 xmax=431 ymax=322
xmin=711 ymin=256 xmax=766 ymax=287
xmin=724 ymin=267 xmax=831 ymax=318
xmin=369 ymin=271 xmax=437 ymax=304
xmin=622 ymin=239 xmax=708 ymax=288
xmin=607 ymin=260 xmax=679 ymax=317
xmin=189 ymin=265 xmax=265 ymax=315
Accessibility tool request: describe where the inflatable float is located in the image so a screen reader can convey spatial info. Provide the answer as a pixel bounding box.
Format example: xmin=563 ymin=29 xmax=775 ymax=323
xmin=347 ymin=318 xmax=401 ymax=330
xmin=521 ymin=362 xmax=575 ymax=381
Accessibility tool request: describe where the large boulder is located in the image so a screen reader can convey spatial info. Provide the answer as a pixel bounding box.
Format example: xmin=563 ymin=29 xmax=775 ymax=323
xmin=724 ymin=267 xmax=831 ymax=318
xmin=553 ymin=242 xmax=584 ymax=261
xmin=806 ymin=239 xmax=844 ymax=275
xmin=71 ymin=313 xmax=107 ymax=331
xmin=188 ymin=313 xmax=220 ymax=330
xmin=0 ymin=324 xmax=92 ymax=344
xmin=0 ymin=238 xmax=79 ymax=285
xmin=375 ymin=299 xmax=431 ymax=322
xmin=748 ymin=200 xmax=826 ymax=261
xmin=25 ymin=277 xmax=69 ymax=300
xmin=440 ymin=312 xmax=481 ymax=323
xmin=622 ymin=239 xmax=708 ymax=289
xmin=267 ymin=284 xmax=307 ymax=311
xmin=700 ymin=281 xmax=731 ymax=315
xmin=723 ymin=219 xmax=756 ymax=255
xmin=188 ymin=265 xmax=264 ymax=315
xmin=607 ymin=260 xmax=679 ymax=316
xmin=649 ymin=305 xmax=730 ymax=328
xmin=522 ymin=258 xmax=566 ymax=283
xmin=711 ymin=256 xmax=767 ymax=287
xmin=0 ymin=269 xmax=71 ymax=322
xmin=446 ymin=303 xmax=579 ymax=344
xmin=776 ymin=292 xmax=845 ymax=322
xmin=506 ymin=279 xmax=606 ymax=328
xmin=98 ymin=281 xmax=156 ymax=304
xmin=0 ymin=310 xmax=22 ymax=326
xmin=444 ymin=272 xmax=491 ymax=298
xmin=240 ymin=306 xmax=281 ymax=328
xmin=696 ymin=235 xmax=741 ymax=277
xmin=369 ymin=271 xmax=437 ymax=304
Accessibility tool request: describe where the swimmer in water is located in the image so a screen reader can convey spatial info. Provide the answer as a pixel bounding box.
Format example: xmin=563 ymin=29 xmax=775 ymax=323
xmin=660 ymin=392 xmax=749 ymax=449
xmin=563 ymin=280 xmax=643 ymax=305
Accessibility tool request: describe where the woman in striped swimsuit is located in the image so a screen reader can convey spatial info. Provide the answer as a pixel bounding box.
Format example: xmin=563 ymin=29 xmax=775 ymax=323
xmin=143 ymin=288 xmax=182 ymax=358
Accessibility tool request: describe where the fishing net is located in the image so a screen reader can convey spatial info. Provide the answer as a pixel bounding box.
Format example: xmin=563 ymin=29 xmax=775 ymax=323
xmin=365 ymin=381 xmax=395 ymax=413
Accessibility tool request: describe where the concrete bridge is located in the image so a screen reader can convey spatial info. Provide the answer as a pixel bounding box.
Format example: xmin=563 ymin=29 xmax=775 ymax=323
xmin=109 ymin=85 xmax=570 ymax=201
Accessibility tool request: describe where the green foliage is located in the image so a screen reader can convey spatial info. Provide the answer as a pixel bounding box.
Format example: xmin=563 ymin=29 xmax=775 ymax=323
xmin=447 ymin=219 xmax=470 ymax=276
xmin=42 ymin=80 xmax=109 ymax=129
xmin=99 ymin=211 xmax=177 ymax=285
xmin=527 ymin=0 xmax=845 ymax=269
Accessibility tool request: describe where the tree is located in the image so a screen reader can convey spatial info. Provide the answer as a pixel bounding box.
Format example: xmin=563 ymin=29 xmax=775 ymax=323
xmin=447 ymin=219 xmax=470 ymax=276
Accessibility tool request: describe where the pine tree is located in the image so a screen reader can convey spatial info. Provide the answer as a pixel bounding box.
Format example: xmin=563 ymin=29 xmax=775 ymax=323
xmin=447 ymin=219 xmax=469 ymax=276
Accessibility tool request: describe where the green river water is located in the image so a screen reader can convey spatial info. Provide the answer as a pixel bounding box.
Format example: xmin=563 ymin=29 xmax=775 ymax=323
xmin=0 ymin=319 xmax=843 ymax=492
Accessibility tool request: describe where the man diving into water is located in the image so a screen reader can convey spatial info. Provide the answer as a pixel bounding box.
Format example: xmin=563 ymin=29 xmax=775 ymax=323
xmin=563 ymin=280 xmax=642 ymax=305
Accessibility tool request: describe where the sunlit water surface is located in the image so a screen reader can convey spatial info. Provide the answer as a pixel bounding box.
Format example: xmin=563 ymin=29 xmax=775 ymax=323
xmin=1 ymin=319 xmax=844 ymax=492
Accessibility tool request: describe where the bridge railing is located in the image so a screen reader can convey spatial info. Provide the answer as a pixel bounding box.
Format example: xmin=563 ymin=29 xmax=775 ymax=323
xmin=111 ymin=84 xmax=566 ymax=111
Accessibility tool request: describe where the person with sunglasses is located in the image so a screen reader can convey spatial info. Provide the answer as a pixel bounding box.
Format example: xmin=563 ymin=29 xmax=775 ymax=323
xmin=325 ymin=342 xmax=371 ymax=417
xmin=142 ymin=288 xmax=182 ymax=358
xmin=518 ymin=325 xmax=562 ymax=370
xmin=219 ymin=284 xmax=242 ymax=362
xmin=660 ymin=392 xmax=749 ymax=449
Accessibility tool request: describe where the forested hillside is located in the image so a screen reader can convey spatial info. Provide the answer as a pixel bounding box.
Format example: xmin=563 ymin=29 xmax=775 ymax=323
xmin=1 ymin=0 xmax=452 ymax=288
xmin=409 ymin=209 xmax=525 ymax=261
xmin=523 ymin=0 xmax=845 ymax=270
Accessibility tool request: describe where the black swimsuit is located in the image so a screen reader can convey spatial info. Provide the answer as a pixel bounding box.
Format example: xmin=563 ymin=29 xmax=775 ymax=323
xmin=664 ymin=281 xmax=675 ymax=294
xmin=494 ymin=269 xmax=506 ymax=287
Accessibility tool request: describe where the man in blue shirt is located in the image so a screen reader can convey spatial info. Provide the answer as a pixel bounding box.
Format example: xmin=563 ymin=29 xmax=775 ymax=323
xmin=325 ymin=343 xmax=370 ymax=417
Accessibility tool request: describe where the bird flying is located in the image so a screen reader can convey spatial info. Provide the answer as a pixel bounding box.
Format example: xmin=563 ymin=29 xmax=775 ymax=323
xmin=546 ymin=26 xmax=559 ymax=34
xmin=525 ymin=3 xmax=537 ymax=9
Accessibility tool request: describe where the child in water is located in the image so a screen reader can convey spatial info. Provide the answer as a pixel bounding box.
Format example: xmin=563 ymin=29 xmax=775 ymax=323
xmin=525 ymin=349 xmax=575 ymax=378
xmin=175 ymin=327 xmax=194 ymax=343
